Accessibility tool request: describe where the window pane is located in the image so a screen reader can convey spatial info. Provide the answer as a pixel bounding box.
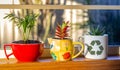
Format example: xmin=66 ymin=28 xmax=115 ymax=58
xmin=87 ymin=10 xmax=120 ymax=45
xmin=0 ymin=0 xmax=87 ymax=48
xmin=81 ymin=0 xmax=120 ymax=5
xmin=82 ymin=0 xmax=120 ymax=45
xmin=1 ymin=0 xmax=120 ymax=49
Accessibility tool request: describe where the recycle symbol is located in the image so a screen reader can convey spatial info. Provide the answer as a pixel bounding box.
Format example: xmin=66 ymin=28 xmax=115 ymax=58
xmin=86 ymin=40 xmax=104 ymax=55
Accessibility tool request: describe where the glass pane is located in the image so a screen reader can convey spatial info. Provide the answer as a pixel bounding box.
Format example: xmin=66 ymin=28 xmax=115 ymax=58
xmin=0 ymin=8 xmax=87 ymax=48
xmin=80 ymin=0 xmax=120 ymax=5
xmin=0 ymin=0 xmax=87 ymax=48
xmin=1 ymin=0 xmax=120 ymax=49
xmin=87 ymin=10 xmax=120 ymax=45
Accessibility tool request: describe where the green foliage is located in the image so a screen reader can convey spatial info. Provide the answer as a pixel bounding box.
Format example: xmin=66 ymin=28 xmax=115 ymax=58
xmin=85 ymin=0 xmax=91 ymax=5
xmin=88 ymin=25 xmax=105 ymax=35
xmin=4 ymin=13 xmax=39 ymax=42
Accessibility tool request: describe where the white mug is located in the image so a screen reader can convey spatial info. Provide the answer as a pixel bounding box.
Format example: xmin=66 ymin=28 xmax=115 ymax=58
xmin=79 ymin=34 xmax=108 ymax=59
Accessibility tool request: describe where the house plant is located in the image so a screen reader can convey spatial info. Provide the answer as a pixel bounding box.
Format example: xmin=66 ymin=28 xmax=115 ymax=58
xmin=48 ymin=21 xmax=84 ymax=61
xmin=3 ymin=13 xmax=44 ymax=62
xmin=84 ymin=25 xmax=108 ymax=59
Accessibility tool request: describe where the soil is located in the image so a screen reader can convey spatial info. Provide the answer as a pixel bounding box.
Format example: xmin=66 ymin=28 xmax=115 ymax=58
xmin=12 ymin=40 xmax=40 ymax=44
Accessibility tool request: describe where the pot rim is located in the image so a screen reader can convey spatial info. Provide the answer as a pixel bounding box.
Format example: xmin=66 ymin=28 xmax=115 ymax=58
xmin=84 ymin=34 xmax=108 ymax=37
xmin=49 ymin=38 xmax=72 ymax=40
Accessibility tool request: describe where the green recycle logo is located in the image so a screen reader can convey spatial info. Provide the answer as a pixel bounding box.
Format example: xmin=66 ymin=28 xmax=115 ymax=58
xmin=86 ymin=40 xmax=104 ymax=55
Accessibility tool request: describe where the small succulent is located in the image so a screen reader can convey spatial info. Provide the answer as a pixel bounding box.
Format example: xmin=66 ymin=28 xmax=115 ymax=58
xmin=88 ymin=25 xmax=105 ymax=35
xmin=55 ymin=21 xmax=70 ymax=39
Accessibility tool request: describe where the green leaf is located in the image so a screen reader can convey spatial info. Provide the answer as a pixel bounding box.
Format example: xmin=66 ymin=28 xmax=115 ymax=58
xmin=91 ymin=40 xmax=95 ymax=46
xmin=51 ymin=52 xmax=57 ymax=60
xmin=66 ymin=47 xmax=68 ymax=51
xmin=4 ymin=13 xmax=39 ymax=42
xmin=90 ymin=51 xmax=95 ymax=55
xmin=99 ymin=45 xmax=104 ymax=50
xmin=95 ymin=40 xmax=101 ymax=45
xmin=87 ymin=46 xmax=92 ymax=52
xmin=96 ymin=51 xmax=102 ymax=55
xmin=88 ymin=25 xmax=105 ymax=35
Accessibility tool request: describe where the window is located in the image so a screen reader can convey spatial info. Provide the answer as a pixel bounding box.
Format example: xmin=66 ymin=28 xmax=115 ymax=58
xmin=0 ymin=0 xmax=120 ymax=49
xmin=0 ymin=0 xmax=88 ymax=48
xmin=83 ymin=0 xmax=120 ymax=45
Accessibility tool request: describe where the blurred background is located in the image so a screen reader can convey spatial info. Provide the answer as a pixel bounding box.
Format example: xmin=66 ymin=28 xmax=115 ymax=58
xmin=0 ymin=0 xmax=120 ymax=48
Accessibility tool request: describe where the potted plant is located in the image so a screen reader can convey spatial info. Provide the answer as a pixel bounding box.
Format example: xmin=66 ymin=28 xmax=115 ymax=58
xmin=84 ymin=25 xmax=108 ymax=59
xmin=3 ymin=13 xmax=44 ymax=62
xmin=48 ymin=21 xmax=84 ymax=61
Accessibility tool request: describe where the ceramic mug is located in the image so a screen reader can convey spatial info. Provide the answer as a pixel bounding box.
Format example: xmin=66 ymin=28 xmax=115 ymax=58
xmin=48 ymin=38 xmax=84 ymax=61
xmin=4 ymin=43 xmax=44 ymax=62
xmin=79 ymin=34 xmax=108 ymax=59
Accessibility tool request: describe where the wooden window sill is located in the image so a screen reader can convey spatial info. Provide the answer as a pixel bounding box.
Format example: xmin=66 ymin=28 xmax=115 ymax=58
xmin=0 ymin=56 xmax=120 ymax=70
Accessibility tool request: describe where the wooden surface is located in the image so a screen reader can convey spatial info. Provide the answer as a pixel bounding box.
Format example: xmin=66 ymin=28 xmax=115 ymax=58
xmin=0 ymin=56 xmax=120 ymax=70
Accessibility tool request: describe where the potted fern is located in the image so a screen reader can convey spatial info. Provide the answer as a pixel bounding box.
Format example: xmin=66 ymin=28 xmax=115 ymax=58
xmin=3 ymin=13 xmax=44 ymax=62
xmin=84 ymin=25 xmax=108 ymax=59
xmin=48 ymin=21 xmax=84 ymax=61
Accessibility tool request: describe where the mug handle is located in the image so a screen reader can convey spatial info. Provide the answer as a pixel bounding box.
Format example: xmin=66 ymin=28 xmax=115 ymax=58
xmin=78 ymin=36 xmax=84 ymax=42
xmin=4 ymin=44 xmax=13 ymax=60
xmin=72 ymin=42 xmax=84 ymax=59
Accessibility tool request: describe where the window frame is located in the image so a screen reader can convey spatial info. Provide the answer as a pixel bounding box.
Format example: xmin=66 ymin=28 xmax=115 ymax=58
xmin=0 ymin=4 xmax=120 ymax=10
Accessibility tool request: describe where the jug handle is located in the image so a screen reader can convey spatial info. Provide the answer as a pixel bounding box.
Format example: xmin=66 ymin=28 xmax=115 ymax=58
xmin=72 ymin=42 xmax=84 ymax=59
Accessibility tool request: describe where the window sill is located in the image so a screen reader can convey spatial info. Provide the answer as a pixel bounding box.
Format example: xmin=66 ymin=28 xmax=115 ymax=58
xmin=0 ymin=56 xmax=120 ymax=70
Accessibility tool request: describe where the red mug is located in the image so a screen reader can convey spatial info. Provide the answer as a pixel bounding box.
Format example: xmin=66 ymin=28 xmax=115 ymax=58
xmin=4 ymin=43 xmax=44 ymax=62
